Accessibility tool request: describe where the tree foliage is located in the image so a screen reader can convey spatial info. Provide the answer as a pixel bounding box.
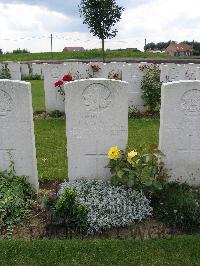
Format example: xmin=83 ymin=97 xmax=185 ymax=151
xmin=79 ymin=0 xmax=124 ymax=60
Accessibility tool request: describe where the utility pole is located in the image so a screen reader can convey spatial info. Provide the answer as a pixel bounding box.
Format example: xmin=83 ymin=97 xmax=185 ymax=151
xmin=51 ymin=34 xmax=53 ymax=58
xmin=144 ymin=38 xmax=147 ymax=51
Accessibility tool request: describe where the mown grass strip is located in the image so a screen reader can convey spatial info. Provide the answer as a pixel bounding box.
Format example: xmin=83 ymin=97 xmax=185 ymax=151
xmin=0 ymin=236 xmax=199 ymax=265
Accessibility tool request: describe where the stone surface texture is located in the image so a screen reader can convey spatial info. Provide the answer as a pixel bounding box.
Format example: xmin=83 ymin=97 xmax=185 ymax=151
xmin=6 ymin=62 xmax=21 ymax=80
xmin=159 ymin=80 xmax=200 ymax=185
xmin=65 ymin=78 xmax=128 ymax=181
xmin=43 ymin=62 xmax=91 ymax=112
xmin=122 ymin=63 xmax=146 ymax=110
xmin=0 ymin=80 xmax=38 ymax=189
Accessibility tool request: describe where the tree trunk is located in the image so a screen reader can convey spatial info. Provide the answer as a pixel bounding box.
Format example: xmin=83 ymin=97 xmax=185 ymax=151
xmin=102 ymin=38 xmax=105 ymax=63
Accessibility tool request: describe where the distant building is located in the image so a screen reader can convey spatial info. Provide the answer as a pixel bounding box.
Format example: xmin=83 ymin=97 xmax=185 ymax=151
xmin=165 ymin=43 xmax=193 ymax=56
xmin=63 ymin=47 xmax=85 ymax=52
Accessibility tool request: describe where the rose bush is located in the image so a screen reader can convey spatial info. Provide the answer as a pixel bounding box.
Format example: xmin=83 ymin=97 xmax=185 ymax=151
xmin=107 ymin=145 xmax=168 ymax=194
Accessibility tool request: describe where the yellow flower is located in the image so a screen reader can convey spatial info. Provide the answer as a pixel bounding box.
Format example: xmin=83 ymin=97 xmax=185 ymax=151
xmin=108 ymin=146 xmax=120 ymax=160
xmin=127 ymin=150 xmax=138 ymax=164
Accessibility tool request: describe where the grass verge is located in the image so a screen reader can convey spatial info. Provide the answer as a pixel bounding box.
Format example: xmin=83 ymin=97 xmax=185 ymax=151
xmin=0 ymin=50 xmax=172 ymax=62
xmin=30 ymin=80 xmax=45 ymax=112
xmin=0 ymin=236 xmax=199 ymax=265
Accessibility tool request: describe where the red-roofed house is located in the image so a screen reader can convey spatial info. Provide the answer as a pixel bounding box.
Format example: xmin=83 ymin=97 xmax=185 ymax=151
xmin=165 ymin=42 xmax=193 ymax=56
xmin=63 ymin=47 xmax=85 ymax=52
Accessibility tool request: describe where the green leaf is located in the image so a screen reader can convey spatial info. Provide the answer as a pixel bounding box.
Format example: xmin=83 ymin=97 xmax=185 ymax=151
xmin=117 ymin=170 xmax=124 ymax=179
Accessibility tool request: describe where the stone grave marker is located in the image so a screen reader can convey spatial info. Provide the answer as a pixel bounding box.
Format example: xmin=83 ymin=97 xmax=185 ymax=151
xmin=43 ymin=62 xmax=91 ymax=112
xmin=184 ymin=63 xmax=198 ymax=80
xmin=122 ymin=62 xmax=147 ymax=110
xmin=0 ymin=80 xmax=38 ymax=190
xmin=160 ymin=64 xmax=185 ymax=83
xmin=5 ymin=62 xmax=21 ymax=80
xmin=20 ymin=63 xmax=30 ymax=78
xmin=159 ymin=80 xmax=200 ymax=185
xmin=32 ymin=63 xmax=43 ymax=78
xmin=91 ymin=62 xmax=123 ymax=80
xmin=65 ymin=78 xmax=128 ymax=180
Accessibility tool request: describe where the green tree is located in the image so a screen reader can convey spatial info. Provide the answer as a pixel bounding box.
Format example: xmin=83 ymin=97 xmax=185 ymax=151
xmin=79 ymin=0 xmax=124 ymax=61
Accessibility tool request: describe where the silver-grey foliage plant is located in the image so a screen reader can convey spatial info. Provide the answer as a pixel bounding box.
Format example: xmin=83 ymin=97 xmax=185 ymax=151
xmin=59 ymin=180 xmax=152 ymax=233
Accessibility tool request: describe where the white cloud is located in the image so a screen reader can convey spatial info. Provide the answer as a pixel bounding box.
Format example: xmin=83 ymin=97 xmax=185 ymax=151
xmin=0 ymin=0 xmax=200 ymax=52
xmin=118 ymin=0 xmax=200 ymax=49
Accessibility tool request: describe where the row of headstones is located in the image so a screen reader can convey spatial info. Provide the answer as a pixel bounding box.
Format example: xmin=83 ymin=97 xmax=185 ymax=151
xmin=1 ymin=78 xmax=199 ymax=193
xmin=0 ymin=62 xmax=21 ymax=80
xmin=160 ymin=63 xmax=200 ymax=82
xmin=2 ymin=61 xmax=200 ymax=112
xmin=43 ymin=62 xmax=147 ymax=112
xmin=0 ymin=62 xmax=44 ymax=80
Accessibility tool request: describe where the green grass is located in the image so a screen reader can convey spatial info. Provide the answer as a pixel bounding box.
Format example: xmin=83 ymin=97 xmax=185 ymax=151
xmin=30 ymin=80 xmax=45 ymax=112
xmin=0 ymin=236 xmax=199 ymax=265
xmin=34 ymin=119 xmax=67 ymax=181
xmin=34 ymin=119 xmax=159 ymax=181
xmin=0 ymin=50 xmax=173 ymax=62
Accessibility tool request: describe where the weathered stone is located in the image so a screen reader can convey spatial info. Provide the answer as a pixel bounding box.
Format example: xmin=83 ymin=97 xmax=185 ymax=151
xmin=0 ymin=80 xmax=38 ymax=190
xmin=160 ymin=64 xmax=185 ymax=83
xmin=43 ymin=63 xmax=91 ymax=112
xmin=122 ymin=63 xmax=146 ymax=110
xmin=159 ymin=80 xmax=200 ymax=185
xmin=65 ymin=78 xmax=128 ymax=180
xmin=184 ymin=63 xmax=198 ymax=80
xmin=32 ymin=63 xmax=42 ymax=78
xmin=21 ymin=63 xmax=30 ymax=78
xmin=5 ymin=62 xmax=21 ymax=80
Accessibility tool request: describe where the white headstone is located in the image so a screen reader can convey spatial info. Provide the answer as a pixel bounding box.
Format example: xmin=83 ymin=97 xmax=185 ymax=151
xmin=122 ymin=63 xmax=146 ymax=110
xmin=65 ymin=78 xmax=128 ymax=181
xmin=21 ymin=63 xmax=30 ymax=78
xmin=6 ymin=62 xmax=21 ymax=80
xmin=32 ymin=63 xmax=42 ymax=78
xmin=43 ymin=63 xmax=66 ymax=112
xmin=43 ymin=62 xmax=91 ymax=112
xmin=0 ymin=80 xmax=38 ymax=189
xmin=184 ymin=63 xmax=198 ymax=80
xmin=160 ymin=64 xmax=185 ymax=83
xmin=159 ymin=80 xmax=200 ymax=185
xmin=90 ymin=62 xmax=123 ymax=80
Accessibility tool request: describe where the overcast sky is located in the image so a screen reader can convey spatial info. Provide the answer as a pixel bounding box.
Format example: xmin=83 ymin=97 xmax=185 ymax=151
xmin=0 ymin=0 xmax=199 ymax=53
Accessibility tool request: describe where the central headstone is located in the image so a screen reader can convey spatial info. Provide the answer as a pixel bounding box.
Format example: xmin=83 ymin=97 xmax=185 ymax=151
xmin=65 ymin=79 xmax=128 ymax=180
xmin=159 ymin=80 xmax=200 ymax=185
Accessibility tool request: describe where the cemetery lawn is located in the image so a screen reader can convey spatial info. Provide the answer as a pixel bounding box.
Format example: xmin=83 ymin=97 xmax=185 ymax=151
xmin=0 ymin=50 xmax=172 ymax=62
xmin=34 ymin=119 xmax=159 ymax=181
xmin=0 ymin=236 xmax=200 ymax=265
xmin=30 ymin=80 xmax=45 ymax=112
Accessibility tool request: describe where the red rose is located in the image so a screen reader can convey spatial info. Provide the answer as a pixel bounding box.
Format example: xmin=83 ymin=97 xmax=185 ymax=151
xmin=54 ymin=80 xmax=64 ymax=87
xmin=63 ymin=73 xmax=73 ymax=82
xmin=113 ymin=73 xmax=119 ymax=79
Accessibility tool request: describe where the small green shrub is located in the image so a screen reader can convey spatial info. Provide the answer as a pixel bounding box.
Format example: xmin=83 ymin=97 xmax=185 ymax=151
xmin=49 ymin=110 xmax=64 ymax=118
xmin=128 ymin=106 xmax=140 ymax=119
xmin=140 ymin=64 xmax=161 ymax=112
xmin=44 ymin=188 xmax=88 ymax=230
xmin=0 ymin=66 xmax=11 ymax=79
xmin=107 ymin=145 xmax=168 ymax=194
xmin=0 ymin=167 xmax=35 ymax=233
xmin=22 ymin=74 xmax=42 ymax=80
xmin=151 ymin=182 xmax=200 ymax=232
